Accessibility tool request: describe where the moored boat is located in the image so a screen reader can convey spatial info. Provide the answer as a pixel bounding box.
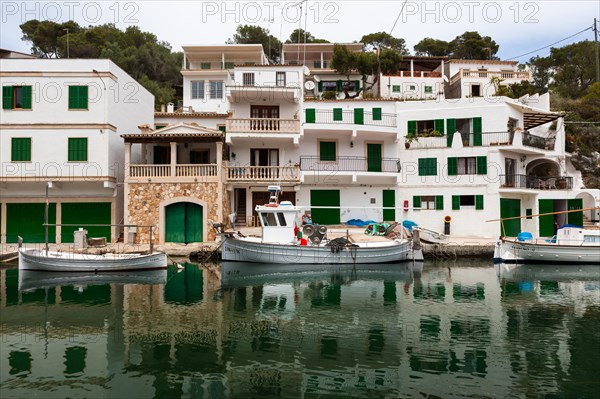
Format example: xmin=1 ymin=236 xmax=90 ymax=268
xmin=219 ymin=186 xmax=423 ymax=264
xmin=412 ymin=227 xmax=449 ymax=244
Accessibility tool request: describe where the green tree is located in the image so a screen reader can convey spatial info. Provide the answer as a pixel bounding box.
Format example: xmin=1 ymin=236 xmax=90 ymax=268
xmin=549 ymin=40 xmax=596 ymax=99
xmin=20 ymin=19 xmax=81 ymax=58
xmin=287 ymin=29 xmax=329 ymax=44
xmin=449 ymin=31 xmax=498 ymax=59
xmin=413 ymin=37 xmax=451 ymax=56
xmin=527 ymin=56 xmax=553 ymax=93
xmin=229 ymin=24 xmax=281 ymax=63
xmin=360 ymin=32 xmax=409 ymax=55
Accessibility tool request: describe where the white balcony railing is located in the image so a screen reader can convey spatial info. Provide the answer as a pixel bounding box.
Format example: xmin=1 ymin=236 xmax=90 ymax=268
xmin=226 ymin=118 xmax=300 ymax=133
xmin=176 ymin=164 xmax=218 ymax=177
xmin=129 ymin=164 xmax=218 ymax=179
xmin=225 ymin=165 xmax=300 ymax=182
xmin=129 ymin=165 xmax=171 ymax=178
xmin=460 ymin=70 xmax=531 ymax=80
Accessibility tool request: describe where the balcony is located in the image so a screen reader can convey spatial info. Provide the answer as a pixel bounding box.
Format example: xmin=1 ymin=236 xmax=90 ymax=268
xmin=386 ymin=71 xmax=442 ymax=78
xmin=300 ymin=156 xmax=402 ymax=173
xmin=500 ymin=174 xmax=573 ymax=190
xmin=226 ymin=118 xmax=300 ymax=134
xmin=522 ymin=132 xmax=555 ymax=150
xmin=460 ymin=70 xmax=531 ymax=80
xmin=406 ymin=131 xmax=514 ymax=149
xmin=307 ymin=110 xmax=397 ymax=128
xmin=127 ymin=164 xmax=219 ymax=182
xmin=225 ymin=165 xmax=300 ymax=182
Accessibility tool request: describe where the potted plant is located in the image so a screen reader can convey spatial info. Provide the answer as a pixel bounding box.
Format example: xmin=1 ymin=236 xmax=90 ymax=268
xmin=405 ymin=133 xmax=418 ymax=148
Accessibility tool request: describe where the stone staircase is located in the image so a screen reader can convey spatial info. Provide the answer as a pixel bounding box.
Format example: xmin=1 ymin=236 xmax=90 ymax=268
xmin=583 ymin=216 xmax=600 ymax=230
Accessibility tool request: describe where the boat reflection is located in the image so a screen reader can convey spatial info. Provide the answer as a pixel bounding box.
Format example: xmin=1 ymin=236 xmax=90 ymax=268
xmin=495 ymin=263 xmax=600 ymax=282
xmin=220 ymin=261 xmax=423 ymax=288
xmin=18 ymin=269 xmax=168 ymax=292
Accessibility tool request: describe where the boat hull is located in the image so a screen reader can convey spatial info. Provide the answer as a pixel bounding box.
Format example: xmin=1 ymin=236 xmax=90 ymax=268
xmin=221 ymin=236 xmax=422 ymax=264
xmin=493 ymin=239 xmax=600 ymax=265
xmin=18 ymin=249 xmax=168 ymax=272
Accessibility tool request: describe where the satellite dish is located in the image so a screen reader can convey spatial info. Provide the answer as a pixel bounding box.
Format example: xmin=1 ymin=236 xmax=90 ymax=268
xmin=304 ymin=81 xmax=316 ymax=90
xmin=303 ymin=65 xmax=310 ymax=76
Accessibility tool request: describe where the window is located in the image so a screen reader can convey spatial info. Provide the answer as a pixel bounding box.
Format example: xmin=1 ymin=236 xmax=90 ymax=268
xmin=452 ymin=195 xmax=484 ymax=210
xmin=313 ymin=60 xmax=322 ymax=68
xmin=424 ymin=85 xmax=433 ymax=93
xmin=209 ymin=81 xmax=223 ymax=99
xmin=190 ymin=150 xmax=209 ymax=164
xmin=191 ymin=81 xmax=204 ymax=99
xmin=223 ymin=62 xmax=234 ymax=69
xmin=201 ymin=62 xmax=211 ymax=69
xmin=155 ymin=124 xmax=167 ymax=130
xmin=418 ymin=158 xmax=437 ymax=176
xmin=277 ymin=212 xmax=287 ymax=226
xmin=243 ymin=73 xmax=255 ymax=86
xmin=68 ymin=86 xmax=88 ymax=109
xmin=261 ymin=212 xmax=277 ymax=226
xmin=321 ymin=81 xmax=337 ymax=92
xmin=319 ymin=141 xmax=336 ymax=161
xmin=526 ymin=209 xmax=533 ymax=219
xmin=392 ymin=85 xmax=401 ymax=93
xmin=3 ymin=86 xmax=32 ymax=109
xmin=413 ymin=195 xmax=443 ymax=210
xmin=409 ymin=85 xmax=416 ymax=91
xmin=449 ymin=156 xmax=487 ymax=175
xmin=276 ymin=72 xmax=286 ymax=87
xmin=217 ymin=125 xmax=226 ymax=133
xmin=68 ymin=138 xmax=88 ymax=162
xmin=11 ymin=138 xmax=31 ymax=161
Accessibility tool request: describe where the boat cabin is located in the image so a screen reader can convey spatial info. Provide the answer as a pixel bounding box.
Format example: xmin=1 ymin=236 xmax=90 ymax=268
xmin=255 ymin=186 xmax=302 ymax=244
xmin=557 ymin=227 xmax=600 ymax=245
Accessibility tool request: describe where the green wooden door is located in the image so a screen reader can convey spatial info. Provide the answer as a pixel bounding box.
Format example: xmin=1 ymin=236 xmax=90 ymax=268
xmin=61 ymin=202 xmax=111 ymax=243
xmin=499 ymin=199 xmax=521 ymax=237
xmin=310 ymin=190 xmax=340 ymax=225
xmin=383 ymin=190 xmax=396 ymax=222
xmin=6 ymin=203 xmax=56 ymax=243
xmin=367 ymin=143 xmax=382 ymax=172
xmin=567 ymin=198 xmax=583 ymax=227
xmin=354 ymin=108 xmax=364 ymax=125
xmin=165 ymin=202 xmax=203 ymax=243
xmin=539 ymin=199 xmax=555 ymax=237
xmin=473 ymin=117 xmax=482 ymax=146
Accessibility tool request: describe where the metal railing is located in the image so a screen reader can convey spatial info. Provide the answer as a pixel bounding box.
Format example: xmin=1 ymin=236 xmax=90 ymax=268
xmin=406 ymin=131 xmax=514 ymax=149
xmin=500 ymin=174 xmax=573 ymax=190
xmin=300 ymin=156 xmax=402 ymax=173
xmin=225 ymin=165 xmax=301 ymax=181
xmin=226 ymin=118 xmax=300 ymax=133
xmin=522 ymin=132 xmax=556 ymax=150
xmin=309 ymin=109 xmax=397 ymax=128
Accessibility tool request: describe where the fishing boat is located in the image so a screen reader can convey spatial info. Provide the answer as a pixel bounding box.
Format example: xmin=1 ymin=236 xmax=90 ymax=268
xmin=412 ymin=227 xmax=449 ymax=244
xmin=218 ymin=186 xmax=423 ymax=264
xmin=492 ymin=207 xmax=600 ymax=265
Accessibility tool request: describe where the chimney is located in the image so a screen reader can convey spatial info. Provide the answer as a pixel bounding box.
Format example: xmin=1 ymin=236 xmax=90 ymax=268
xmin=138 ymin=124 xmax=153 ymax=135
xmin=167 ymin=103 xmax=174 ymax=113
xmin=160 ymin=104 xmax=166 ymax=112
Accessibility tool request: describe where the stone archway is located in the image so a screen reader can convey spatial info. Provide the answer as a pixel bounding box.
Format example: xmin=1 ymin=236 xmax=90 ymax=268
xmin=525 ymin=158 xmax=560 ymax=178
xmin=159 ymin=197 xmax=209 ymax=244
xmin=576 ymin=191 xmax=599 ymax=222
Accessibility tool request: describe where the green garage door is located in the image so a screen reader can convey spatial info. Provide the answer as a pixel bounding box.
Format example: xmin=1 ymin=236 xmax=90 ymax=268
xmin=383 ymin=190 xmax=396 ymax=222
xmin=539 ymin=199 xmax=555 ymax=237
xmin=165 ymin=202 xmax=203 ymax=243
xmin=7 ymin=203 xmax=56 ymax=243
xmin=61 ymin=202 xmax=111 ymax=243
xmin=567 ymin=198 xmax=583 ymax=227
xmin=310 ymin=190 xmax=340 ymax=225
xmin=499 ymin=199 xmax=521 ymax=237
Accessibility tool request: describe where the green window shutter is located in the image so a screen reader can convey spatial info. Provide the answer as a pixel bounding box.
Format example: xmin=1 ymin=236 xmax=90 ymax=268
xmin=476 ymin=156 xmax=487 ymax=175
xmin=418 ymin=158 xmax=436 ymax=176
xmin=318 ymin=81 xmax=323 ymax=92
xmin=407 ymin=120 xmax=417 ymax=137
xmin=434 ymin=119 xmax=445 ymax=134
xmin=354 ymin=108 xmax=364 ymax=125
xmin=436 ymin=195 xmax=444 ymax=210
xmin=446 ymin=118 xmax=456 ymax=147
xmin=473 ymin=117 xmax=482 ymax=146
xmin=336 ymin=80 xmax=343 ymax=91
xmin=355 ymin=80 xmax=360 ymax=90
xmin=305 ymin=108 xmax=315 ymax=123
xmin=372 ymin=107 xmax=382 ymax=121
xmin=69 ymin=86 xmax=78 ymax=109
xmin=475 ymin=195 xmax=484 ymax=210
xmin=22 ymin=86 xmax=32 ymax=109
xmin=452 ymin=195 xmax=460 ymax=210
xmin=201 ymin=62 xmax=211 ymax=69
xmin=3 ymin=86 xmax=13 ymax=109
xmin=319 ymin=141 xmax=336 ymax=161
xmin=418 ymin=158 xmax=425 ymax=175
xmin=80 ymin=86 xmax=88 ymax=109
xmin=218 ymin=125 xmax=226 ymax=133
xmin=448 ymin=157 xmax=458 ymax=176
xmin=413 ymin=196 xmax=421 ymax=209
xmin=333 ymin=108 xmax=342 ymax=121
xmin=68 ymin=138 xmax=88 ymax=161
xmin=12 ymin=138 xmax=31 ymax=161
xmin=69 ymin=86 xmax=88 ymax=109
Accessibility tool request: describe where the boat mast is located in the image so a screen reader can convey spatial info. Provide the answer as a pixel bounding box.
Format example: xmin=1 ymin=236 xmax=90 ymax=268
xmin=44 ymin=182 xmax=49 ymax=255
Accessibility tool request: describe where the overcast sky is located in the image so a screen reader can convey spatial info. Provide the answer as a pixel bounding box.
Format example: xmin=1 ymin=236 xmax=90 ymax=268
xmin=1 ymin=1 xmax=598 ymax=62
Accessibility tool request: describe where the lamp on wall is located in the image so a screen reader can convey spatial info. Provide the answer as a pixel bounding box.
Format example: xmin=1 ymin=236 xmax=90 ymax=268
xmin=520 ymin=155 xmax=527 ymax=163
xmin=350 ymin=141 xmax=354 ymax=148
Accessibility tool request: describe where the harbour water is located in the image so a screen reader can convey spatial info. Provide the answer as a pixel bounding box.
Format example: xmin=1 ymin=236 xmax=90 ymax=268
xmin=1 ymin=260 xmax=599 ymax=398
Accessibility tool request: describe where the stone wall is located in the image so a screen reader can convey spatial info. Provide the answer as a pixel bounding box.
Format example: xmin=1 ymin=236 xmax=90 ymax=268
xmin=128 ymin=182 xmax=224 ymax=243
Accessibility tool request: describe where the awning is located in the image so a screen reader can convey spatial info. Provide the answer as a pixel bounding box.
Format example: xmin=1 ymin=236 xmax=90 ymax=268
xmin=507 ymin=102 xmax=564 ymax=130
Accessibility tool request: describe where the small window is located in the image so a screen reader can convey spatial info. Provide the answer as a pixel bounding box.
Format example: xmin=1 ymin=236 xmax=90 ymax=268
xmin=526 ymin=209 xmax=533 ymax=219
xmin=217 ymin=125 xmax=226 ymax=133
xmin=424 ymin=86 xmax=433 ymax=93
xmin=243 ymin=73 xmax=255 ymax=86
xmin=223 ymin=62 xmax=234 ymax=69
xmin=276 ymin=72 xmax=286 ymax=87
xmin=3 ymin=86 xmax=32 ymax=109
xmin=458 ymin=157 xmax=477 ymax=175
xmin=68 ymin=138 xmax=88 ymax=162
xmin=201 ymin=62 xmax=211 ymax=69
xmin=261 ymin=212 xmax=277 ymax=226
xmin=313 ymin=60 xmax=322 ymax=68
xmin=392 ymin=85 xmax=401 ymax=92
xmin=421 ymin=196 xmax=436 ymax=210
xmin=209 ymin=81 xmax=223 ymax=99
xmin=11 ymin=137 xmax=31 ymax=162
xmin=322 ymin=81 xmax=337 ymax=92
xmin=155 ymin=124 xmax=167 ymax=130
xmin=277 ymin=212 xmax=287 ymax=226
xmin=191 ymin=81 xmax=204 ymax=99
xmin=460 ymin=195 xmax=475 ymax=207
xmin=68 ymin=86 xmax=88 ymax=109
xmin=409 ymin=85 xmax=416 ymax=91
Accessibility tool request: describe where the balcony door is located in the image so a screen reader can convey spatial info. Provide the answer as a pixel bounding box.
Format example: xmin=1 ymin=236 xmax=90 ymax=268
xmin=251 ymin=105 xmax=279 ymax=119
xmin=367 ymin=143 xmax=382 ymax=172
xmin=250 ymin=148 xmax=279 ymax=180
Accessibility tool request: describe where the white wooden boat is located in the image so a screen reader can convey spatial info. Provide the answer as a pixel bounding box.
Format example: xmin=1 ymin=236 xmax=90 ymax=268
xmin=220 ymin=186 xmax=423 ymax=265
xmin=412 ymin=227 xmax=449 ymax=244
xmin=493 ymin=227 xmax=600 ymax=265
xmin=19 ymin=248 xmax=168 ymax=272
xmin=18 ymin=269 xmax=168 ymax=291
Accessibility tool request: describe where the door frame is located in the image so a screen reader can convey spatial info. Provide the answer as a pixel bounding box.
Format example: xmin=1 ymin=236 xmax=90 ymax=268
xmin=159 ymin=197 xmax=208 ymax=244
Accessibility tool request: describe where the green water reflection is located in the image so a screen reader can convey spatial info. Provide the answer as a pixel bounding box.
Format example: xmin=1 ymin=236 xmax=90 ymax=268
xmin=1 ymin=261 xmax=599 ymax=398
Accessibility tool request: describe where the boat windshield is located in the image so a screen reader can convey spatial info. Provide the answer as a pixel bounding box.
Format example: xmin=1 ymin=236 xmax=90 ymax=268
xmin=260 ymin=212 xmax=290 ymax=227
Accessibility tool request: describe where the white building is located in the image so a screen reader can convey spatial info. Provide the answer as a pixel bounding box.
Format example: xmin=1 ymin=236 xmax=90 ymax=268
xmin=0 ymin=58 xmax=154 ymax=244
